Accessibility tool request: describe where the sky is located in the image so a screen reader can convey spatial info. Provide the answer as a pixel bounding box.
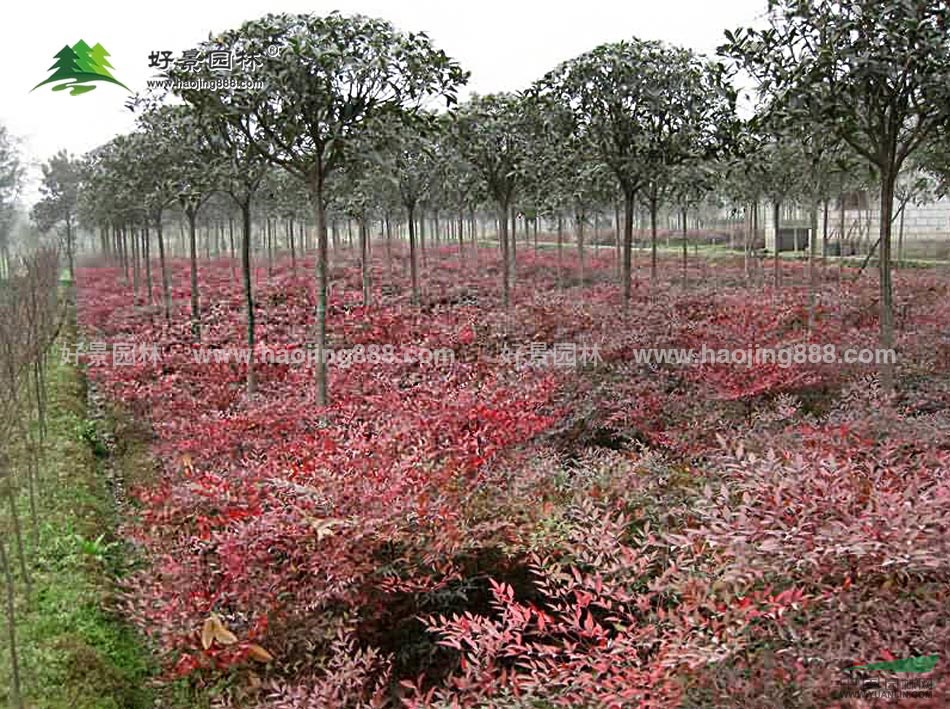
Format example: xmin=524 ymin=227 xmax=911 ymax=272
xmin=2 ymin=0 xmax=766 ymax=200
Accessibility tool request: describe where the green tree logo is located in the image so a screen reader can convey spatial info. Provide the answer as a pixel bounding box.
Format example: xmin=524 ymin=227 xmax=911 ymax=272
xmin=849 ymin=654 xmax=939 ymax=674
xmin=33 ymin=40 xmax=129 ymax=96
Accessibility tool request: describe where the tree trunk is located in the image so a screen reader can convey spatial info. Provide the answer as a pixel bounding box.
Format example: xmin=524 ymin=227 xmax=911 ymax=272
xmin=897 ymin=203 xmax=905 ymax=268
xmin=130 ymin=226 xmax=140 ymax=303
xmin=1 ymin=537 xmax=24 ymax=709
xmin=556 ymin=213 xmax=563 ymax=289
xmin=773 ymin=199 xmax=781 ymax=288
xmin=143 ymin=222 xmax=152 ymax=305
xmin=743 ymin=203 xmax=751 ymax=279
xmin=241 ymin=199 xmax=256 ymax=396
xmin=408 ymin=204 xmax=420 ymax=305
xmin=266 ymin=218 xmax=274 ymax=277
xmin=186 ymin=211 xmax=200 ymax=340
xmin=65 ymin=217 xmax=75 ymax=283
xmin=833 ymin=194 xmax=843 ymax=285
xmin=156 ymin=212 xmax=171 ymax=323
xmin=576 ymin=207 xmax=586 ymax=286
xmin=807 ymin=203 xmax=819 ymax=333
xmin=289 ymin=217 xmax=297 ymax=275
xmin=384 ymin=213 xmax=393 ymax=284
xmin=4 ymin=478 xmax=30 ymax=595
xmin=419 ymin=208 xmax=427 ymax=269
xmin=822 ymin=199 xmax=829 ymax=267
xmin=360 ymin=216 xmax=370 ymax=307
xmin=509 ymin=206 xmax=517 ymax=288
xmin=499 ymin=202 xmax=511 ymax=308
xmin=878 ymin=170 xmax=897 ymax=393
xmin=622 ymin=191 xmax=635 ymax=302
xmin=682 ymin=207 xmax=688 ymax=288
xmin=614 ymin=201 xmax=622 ymax=279
xmin=311 ymin=176 xmax=329 ymax=407
xmin=649 ymin=193 xmax=659 ymax=282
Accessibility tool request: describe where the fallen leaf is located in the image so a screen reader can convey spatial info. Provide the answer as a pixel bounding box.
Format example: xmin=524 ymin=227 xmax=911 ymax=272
xmin=246 ymin=643 xmax=274 ymax=663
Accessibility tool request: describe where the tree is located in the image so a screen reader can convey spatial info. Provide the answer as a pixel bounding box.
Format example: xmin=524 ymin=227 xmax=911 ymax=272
xmin=0 ymin=125 xmax=21 ymax=280
xmin=721 ymin=0 xmax=950 ymax=392
xmin=528 ymin=88 xmax=614 ymax=287
xmin=537 ymin=39 xmax=735 ymax=300
xmin=130 ymin=129 xmax=180 ymax=323
xmin=139 ymin=105 xmax=224 ymax=341
xmin=381 ymin=114 xmax=442 ymax=305
xmin=450 ymin=93 xmax=532 ymax=308
xmin=32 ymin=150 xmax=82 ymax=283
xmin=636 ymin=52 xmax=735 ymax=282
xmin=170 ymin=12 xmax=467 ymax=405
xmin=204 ymin=114 xmax=270 ymax=395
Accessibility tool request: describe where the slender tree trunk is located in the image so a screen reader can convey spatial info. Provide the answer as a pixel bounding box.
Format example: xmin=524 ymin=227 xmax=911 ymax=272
xmin=649 ymin=193 xmax=659 ymax=282
xmin=773 ymin=199 xmax=781 ymax=288
xmin=556 ymin=213 xmax=563 ymax=289
xmin=419 ymin=208 xmax=427 ymax=269
xmin=1 ymin=537 xmax=24 ymax=709
xmin=240 ymin=199 xmax=256 ymax=396
xmin=4 ymin=478 xmax=30 ymax=595
xmin=266 ymin=218 xmax=274 ymax=277
xmin=311 ymin=176 xmax=329 ymax=407
xmin=33 ymin=360 xmax=46 ymax=441
xmin=155 ymin=212 xmax=171 ymax=323
xmin=289 ymin=217 xmax=297 ymax=275
xmin=384 ymin=213 xmax=393 ymax=284
xmin=509 ymin=206 xmax=517 ymax=289
xmin=130 ymin=226 xmax=140 ymax=303
xmin=878 ymin=170 xmax=897 ymax=393
xmin=408 ymin=204 xmax=420 ymax=305
xmin=576 ymin=207 xmax=586 ymax=286
xmin=65 ymin=218 xmax=75 ymax=283
xmin=808 ymin=203 xmax=819 ymax=333
xmin=622 ymin=191 xmax=635 ymax=302
xmin=682 ymin=207 xmax=689 ymax=288
xmin=499 ymin=202 xmax=511 ymax=308
xmin=897 ymin=204 xmax=905 ymax=268
xmin=360 ymin=216 xmax=370 ymax=307
xmin=743 ymin=203 xmax=751 ymax=279
xmin=614 ymin=201 xmax=622 ymax=278
xmin=822 ymin=199 xmax=829 ymax=267
xmin=838 ymin=194 xmax=846 ymax=285
xmin=187 ymin=208 xmax=201 ymax=341
xmin=143 ymin=222 xmax=152 ymax=305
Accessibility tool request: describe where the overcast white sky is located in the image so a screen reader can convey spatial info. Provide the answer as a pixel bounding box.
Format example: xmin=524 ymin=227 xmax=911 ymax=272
xmin=3 ymin=0 xmax=765 ymax=199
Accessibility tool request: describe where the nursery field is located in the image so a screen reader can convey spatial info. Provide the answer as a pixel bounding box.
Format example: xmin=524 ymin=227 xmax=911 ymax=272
xmin=6 ymin=3 xmax=950 ymax=706
xmin=73 ymin=247 xmax=950 ymax=708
